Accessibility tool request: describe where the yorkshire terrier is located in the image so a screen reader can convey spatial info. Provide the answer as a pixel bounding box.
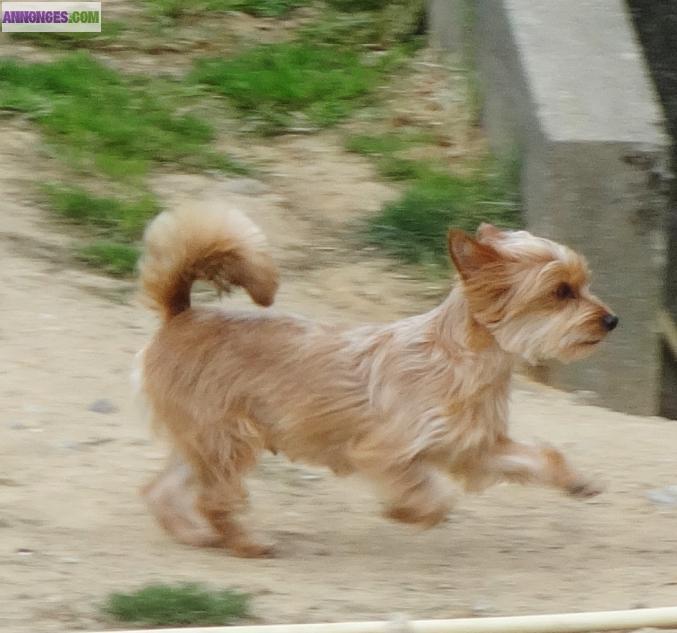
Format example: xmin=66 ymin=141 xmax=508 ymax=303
xmin=135 ymin=204 xmax=617 ymax=557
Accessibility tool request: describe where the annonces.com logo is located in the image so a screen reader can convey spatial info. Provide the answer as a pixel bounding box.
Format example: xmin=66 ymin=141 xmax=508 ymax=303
xmin=1 ymin=2 xmax=101 ymax=32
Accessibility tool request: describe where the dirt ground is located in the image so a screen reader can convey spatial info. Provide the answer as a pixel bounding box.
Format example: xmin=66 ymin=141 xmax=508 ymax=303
xmin=2 ymin=25 xmax=677 ymax=633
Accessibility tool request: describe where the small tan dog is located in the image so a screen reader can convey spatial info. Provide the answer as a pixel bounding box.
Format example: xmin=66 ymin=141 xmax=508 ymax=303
xmin=136 ymin=205 xmax=618 ymax=557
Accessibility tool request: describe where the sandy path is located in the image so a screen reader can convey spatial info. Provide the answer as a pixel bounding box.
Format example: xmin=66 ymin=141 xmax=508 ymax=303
xmin=1 ymin=120 xmax=677 ymax=633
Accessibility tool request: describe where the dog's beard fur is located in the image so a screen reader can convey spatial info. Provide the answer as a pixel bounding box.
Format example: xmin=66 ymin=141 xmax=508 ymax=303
xmin=136 ymin=206 xmax=616 ymax=557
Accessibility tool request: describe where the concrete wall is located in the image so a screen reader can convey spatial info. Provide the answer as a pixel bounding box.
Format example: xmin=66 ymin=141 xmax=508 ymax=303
xmin=427 ymin=0 xmax=465 ymax=54
xmin=429 ymin=0 xmax=671 ymax=415
xmin=628 ymin=1 xmax=677 ymax=420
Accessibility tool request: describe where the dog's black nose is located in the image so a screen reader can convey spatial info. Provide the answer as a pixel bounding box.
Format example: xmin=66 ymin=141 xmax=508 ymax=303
xmin=602 ymin=314 xmax=619 ymax=331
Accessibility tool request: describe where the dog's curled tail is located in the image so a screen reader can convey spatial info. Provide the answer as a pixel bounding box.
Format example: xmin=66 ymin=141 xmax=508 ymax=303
xmin=138 ymin=204 xmax=279 ymax=321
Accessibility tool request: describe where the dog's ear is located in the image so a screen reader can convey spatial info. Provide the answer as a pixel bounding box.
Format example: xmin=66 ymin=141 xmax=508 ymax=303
xmin=448 ymin=229 xmax=502 ymax=280
xmin=476 ymin=222 xmax=503 ymax=241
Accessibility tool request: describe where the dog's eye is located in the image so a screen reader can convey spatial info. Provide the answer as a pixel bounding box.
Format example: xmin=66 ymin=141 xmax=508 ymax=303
xmin=555 ymin=282 xmax=575 ymax=300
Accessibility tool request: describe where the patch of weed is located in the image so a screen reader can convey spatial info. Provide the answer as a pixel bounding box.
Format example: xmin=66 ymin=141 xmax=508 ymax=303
xmin=345 ymin=131 xmax=442 ymax=181
xmin=77 ymin=241 xmax=140 ymax=276
xmin=366 ymin=159 xmax=522 ymax=265
xmin=191 ymin=42 xmax=387 ymax=132
xmin=218 ymin=0 xmax=310 ymax=16
xmin=45 ymin=185 xmax=160 ymax=275
xmin=0 ymin=53 xmax=236 ymax=177
xmin=345 ymin=131 xmax=433 ymax=155
xmin=10 ymin=21 xmax=125 ymax=49
xmin=299 ymin=10 xmax=384 ymax=48
xmin=46 ymin=185 xmax=160 ymax=240
xmin=0 ymin=53 xmax=246 ymax=275
xmin=147 ymin=0 xmax=309 ymax=20
xmin=326 ymin=0 xmax=388 ymax=11
xmin=301 ymin=0 xmax=425 ymax=50
xmin=103 ymin=583 xmax=249 ymax=627
xmin=373 ymin=156 xmax=438 ymax=181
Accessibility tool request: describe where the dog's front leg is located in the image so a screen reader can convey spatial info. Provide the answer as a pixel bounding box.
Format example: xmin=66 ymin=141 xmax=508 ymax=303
xmin=483 ymin=438 xmax=602 ymax=498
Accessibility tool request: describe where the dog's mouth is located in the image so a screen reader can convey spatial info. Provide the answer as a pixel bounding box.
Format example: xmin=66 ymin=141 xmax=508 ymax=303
xmin=560 ymin=338 xmax=604 ymax=361
xmin=579 ymin=339 xmax=602 ymax=346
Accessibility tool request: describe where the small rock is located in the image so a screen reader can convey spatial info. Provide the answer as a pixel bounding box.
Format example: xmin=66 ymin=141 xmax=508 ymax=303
xmin=472 ymin=601 xmax=496 ymax=617
xmin=300 ymin=473 xmax=323 ymax=481
xmin=646 ymin=485 xmax=677 ymax=506
xmin=571 ymin=390 xmax=598 ymax=405
xmin=88 ymin=399 xmax=118 ymax=414
xmin=81 ymin=437 xmax=115 ymax=447
xmin=225 ymin=178 xmax=268 ymax=196
xmin=254 ymin=587 xmax=273 ymax=596
xmin=23 ymin=405 xmax=46 ymax=414
xmin=60 ymin=557 xmax=80 ymax=565
xmin=387 ymin=614 xmax=412 ymax=633
xmin=127 ymin=439 xmax=150 ymax=447
xmin=16 ymin=548 xmax=33 ymax=556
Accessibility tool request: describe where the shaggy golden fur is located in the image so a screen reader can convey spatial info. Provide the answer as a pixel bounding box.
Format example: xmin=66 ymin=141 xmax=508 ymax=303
xmin=136 ymin=204 xmax=617 ymax=557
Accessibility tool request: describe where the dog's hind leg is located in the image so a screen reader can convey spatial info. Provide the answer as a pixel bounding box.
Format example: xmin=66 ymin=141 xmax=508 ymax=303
xmin=186 ymin=417 xmax=273 ymax=558
xmin=141 ymin=453 xmax=222 ymax=547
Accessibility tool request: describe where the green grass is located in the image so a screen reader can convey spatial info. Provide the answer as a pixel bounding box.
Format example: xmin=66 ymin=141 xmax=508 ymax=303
xmin=345 ymin=132 xmax=440 ymax=181
xmin=103 ymin=583 xmax=249 ymax=627
xmin=191 ymin=42 xmax=389 ymax=132
xmin=349 ymin=132 xmax=522 ymax=265
xmin=224 ymin=0 xmax=309 ymax=16
xmin=301 ymin=0 xmax=425 ymax=50
xmin=77 ymin=241 xmax=140 ymax=276
xmin=373 ymin=156 xmax=438 ymax=181
xmin=147 ymin=0 xmax=309 ymax=20
xmin=10 ymin=21 xmax=125 ymax=49
xmin=46 ymin=185 xmax=161 ymax=274
xmin=299 ymin=11 xmax=384 ymax=49
xmin=0 ymin=53 xmax=246 ymax=275
xmin=366 ymin=160 xmax=522 ymax=266
xmin=326 ymin=0 xmax=388 ymax=9
xmin=46 ymin=185 xmax=160 ymax=240
xmin=0 ymin=53 xmax=237 ymax=178
xmin=345 ymin=131 xmax=434 ymax=155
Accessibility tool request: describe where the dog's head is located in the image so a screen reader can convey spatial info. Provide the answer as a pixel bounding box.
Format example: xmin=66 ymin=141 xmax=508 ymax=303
xmin=448 ymin=224 xmax=618 ymax=363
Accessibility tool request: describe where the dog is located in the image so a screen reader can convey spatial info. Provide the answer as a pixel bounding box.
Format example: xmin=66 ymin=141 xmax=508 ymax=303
xmin=135 ymin=204 xmax=618 ymax=557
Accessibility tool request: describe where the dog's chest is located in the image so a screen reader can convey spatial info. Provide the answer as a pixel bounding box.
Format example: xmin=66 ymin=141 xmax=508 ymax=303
xmin=437 ymin=361 xmax=512 ymax=451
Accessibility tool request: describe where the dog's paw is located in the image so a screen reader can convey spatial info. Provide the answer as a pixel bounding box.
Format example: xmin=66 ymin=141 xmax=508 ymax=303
xmin=567 ymin=478 xmax=603 ymax=499
xmin=385 ymin=504 xmax=449 ymax=529
xmin=230 ymin=540 xmax=276 ymax=559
